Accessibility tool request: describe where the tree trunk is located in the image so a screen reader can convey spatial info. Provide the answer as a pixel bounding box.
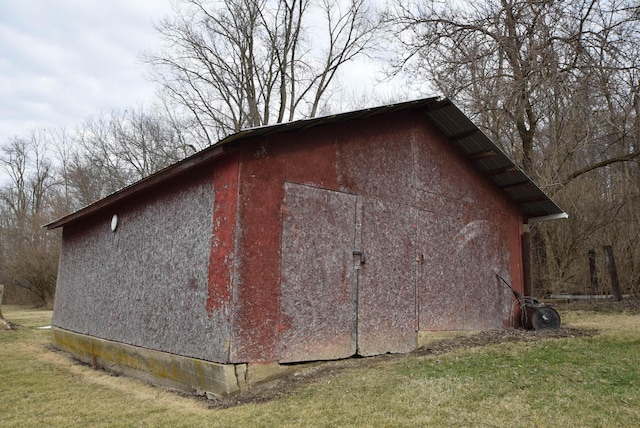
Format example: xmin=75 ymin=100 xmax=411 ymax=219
xmin=588 ymin=249 xmax=599 ymax=297
xmin=603 ymin=245 xmax=623 ymax=301
xmin=0 ymin=284 xmax=11 ymax=330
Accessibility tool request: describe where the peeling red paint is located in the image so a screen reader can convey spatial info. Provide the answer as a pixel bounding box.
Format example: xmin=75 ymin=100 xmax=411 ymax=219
xmin=207 ymin=154 xmax=239 ymax=316
xmin=283 ymin=127 xmax=339 ymax=190
xmin=232 ymin=142 xmax=287 ymax=362
xmin=335 ymin=113 xmax=416 ymax=207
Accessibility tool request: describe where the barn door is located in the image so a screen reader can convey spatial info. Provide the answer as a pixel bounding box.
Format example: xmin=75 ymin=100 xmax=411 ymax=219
xmin=279 ymin=185 xmax=417 ymax=362
xmin=356 ymin=198 xmax=417 ymax=356
xmin=279 ymin=183 xmax=357 ymax=363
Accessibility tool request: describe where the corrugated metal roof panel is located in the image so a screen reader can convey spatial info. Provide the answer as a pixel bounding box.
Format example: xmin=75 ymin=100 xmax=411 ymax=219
xmin=474 ymin=156 xmax=513 ymax=173
xmin=426 ymin=104 xmax=477 ymax=137
xmin=424 ymin=100 xmax=564 ymax=220
xmin=490 ymin=171 xmax=528 ymax=188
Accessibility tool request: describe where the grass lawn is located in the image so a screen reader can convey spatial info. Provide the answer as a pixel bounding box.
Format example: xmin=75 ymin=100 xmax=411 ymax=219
xmin=1 ymin=304 xmax=639 ymax=427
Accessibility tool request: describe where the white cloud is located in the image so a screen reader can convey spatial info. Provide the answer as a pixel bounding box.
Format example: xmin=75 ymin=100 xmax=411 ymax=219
xmin=0 ymin=0 xmax=174 ymax=142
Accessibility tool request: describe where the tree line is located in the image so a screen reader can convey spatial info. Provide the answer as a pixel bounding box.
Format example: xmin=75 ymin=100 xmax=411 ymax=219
xmin=1 ymin=0 xmax=638 ymax=306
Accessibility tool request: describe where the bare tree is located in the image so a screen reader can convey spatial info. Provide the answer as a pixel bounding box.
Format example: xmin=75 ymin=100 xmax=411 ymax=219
xmin=146 ymin=0 xmax=379 ymax=144
xmin=387 ymin=0 xmax=640 ymax=294
xmin=0 ymin=133 xmax=60 ymax=306
xmin=65 ymin=107 xmax=191 ymax=207
xmin=0 ymin=107 xmax=192 ymax=306
xmin=388 ymin=0 xmax=640 ymax=175
xmin=0 ymin=284 xmax=13 ymax=329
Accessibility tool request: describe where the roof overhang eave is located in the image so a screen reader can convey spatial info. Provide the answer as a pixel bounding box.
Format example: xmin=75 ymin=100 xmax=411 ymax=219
xmin=527 ymin=212 xmax=569 ymax=223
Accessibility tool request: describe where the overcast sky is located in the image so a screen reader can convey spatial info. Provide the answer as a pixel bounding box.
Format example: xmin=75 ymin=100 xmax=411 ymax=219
xmin=0 ymin=0 xmax=175 ymax=144
xmin=0 ymin=1 xmax=422 ymax=149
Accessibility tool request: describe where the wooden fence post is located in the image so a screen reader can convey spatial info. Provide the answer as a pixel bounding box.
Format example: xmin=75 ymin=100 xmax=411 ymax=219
xmin=588 ymin=249 xmax=599 ymax=297
xmin=603 ymin=245 xmax=622 ymax=301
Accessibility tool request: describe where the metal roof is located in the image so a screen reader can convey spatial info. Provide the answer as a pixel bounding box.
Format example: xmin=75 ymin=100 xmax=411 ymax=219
xmin=422 ymin=98 xmax=566 ymax=220
xmin=46 ymin=97 xmax=565 ymax=229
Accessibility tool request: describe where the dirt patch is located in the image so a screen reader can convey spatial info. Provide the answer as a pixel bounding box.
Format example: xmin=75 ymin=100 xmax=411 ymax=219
xmin=412 ymin=325 xmax=595 ymax=356
xmin=205 ymin=325 xmax=594 ymax=410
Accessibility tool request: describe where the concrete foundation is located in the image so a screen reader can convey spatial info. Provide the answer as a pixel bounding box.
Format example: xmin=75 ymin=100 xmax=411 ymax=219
xmin=52 ymin=327 xmax=300 ymax=398
xmin=51 ymin=327 xmax=509 ymax=397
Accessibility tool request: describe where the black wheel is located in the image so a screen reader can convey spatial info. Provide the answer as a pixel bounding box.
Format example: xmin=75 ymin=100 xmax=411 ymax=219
xmin=530 ymin=306 xmax=561 ymax=330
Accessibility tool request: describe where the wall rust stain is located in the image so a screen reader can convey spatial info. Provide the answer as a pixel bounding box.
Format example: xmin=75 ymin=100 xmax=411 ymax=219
xmin=283 ymin=126 xmax=339 ymax=190
xmin=207 ymin=154 xmax=240 ymax=316
xmin=232 ymin=142 xmax=287 ymax=362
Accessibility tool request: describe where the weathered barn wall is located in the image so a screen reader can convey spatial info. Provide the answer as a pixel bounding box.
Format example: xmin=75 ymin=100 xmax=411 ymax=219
xmin=225 ymin=111 xmax=521 ymax=363
xmin=357 ymin=198 xmax=418 ymax=356
xmin=53 ymin=107 xmax=522 ymax=367
xmin=53 ymin=167 xmax=233 ymax=362
xmin=48 ymin=99 xmax=554 ymax=397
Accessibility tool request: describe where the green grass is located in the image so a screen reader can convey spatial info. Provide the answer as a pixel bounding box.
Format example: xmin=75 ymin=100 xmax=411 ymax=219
xmin=1 ymin=305 xmax=639 ymax=427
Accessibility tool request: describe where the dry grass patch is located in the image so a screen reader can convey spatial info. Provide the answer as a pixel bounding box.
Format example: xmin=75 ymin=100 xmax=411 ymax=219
xmin=1 ymin=305 xmax=52 ymax=328
xmin=562 ymin=309 xmax=640 ymax=337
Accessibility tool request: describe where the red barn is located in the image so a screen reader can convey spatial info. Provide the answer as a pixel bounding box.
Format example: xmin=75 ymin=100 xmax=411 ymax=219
xmin=47 ymin=98 xmax=565 ymax=396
